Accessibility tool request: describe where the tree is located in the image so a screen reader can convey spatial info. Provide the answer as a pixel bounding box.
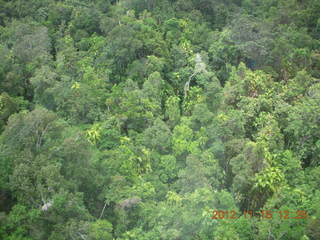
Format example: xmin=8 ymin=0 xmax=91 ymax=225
xmin=1 ymin=107 xmax=96 ymax=239
xmin=89 ymin=220 xmax=113 ymax=240
xmin=229 ymin=14 xmax=273 ymax=68
xmin=142 ymin=118 xmax=172 ymax=153
xmin=285 ymin=82 xmax=320 ymax=166
xmin=230 ymin=141 xmax=268 ymax=210
xmin=177 ymin=154 xmax=211 ymax=193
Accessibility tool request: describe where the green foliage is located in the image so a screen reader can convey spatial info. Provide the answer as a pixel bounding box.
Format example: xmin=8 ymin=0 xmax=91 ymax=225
xmin=254 ymin=166 xmax=285 ymax=192
xmin=0 ymin=0 xmax=319 ymax=239
xmin=142 ymin=118 xmax=172 ymax=153
xmin=165 ymin=95 xmax=181 ymax=127
xmin=89 ymin=220 xmax=113 ymax=240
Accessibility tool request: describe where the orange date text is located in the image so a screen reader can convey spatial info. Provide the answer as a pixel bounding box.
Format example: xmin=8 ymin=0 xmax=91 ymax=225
xmin=210 ymin=209 xmax=308 ymax=220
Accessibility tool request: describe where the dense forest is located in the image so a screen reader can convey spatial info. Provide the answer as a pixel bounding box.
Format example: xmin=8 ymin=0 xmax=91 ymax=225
xmin=0 ymin=0 xmax=320 ymax=239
